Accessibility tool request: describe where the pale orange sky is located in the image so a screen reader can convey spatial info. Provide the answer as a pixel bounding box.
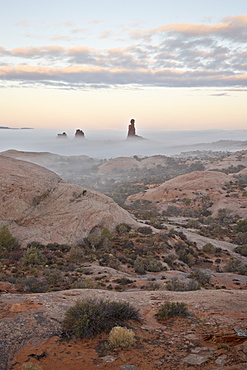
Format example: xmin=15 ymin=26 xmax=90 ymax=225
xmin=1 ymin=1 xmax=247 ymax=130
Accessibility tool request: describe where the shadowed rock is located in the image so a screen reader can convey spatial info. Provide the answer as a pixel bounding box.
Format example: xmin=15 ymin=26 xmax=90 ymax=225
xmin=127 ymin=119 xmax=144 ymax=140
xmin=57 ymin=132 xmax=67 ymax=139
xmin=75 ymin=129 xmax=85 ymax=139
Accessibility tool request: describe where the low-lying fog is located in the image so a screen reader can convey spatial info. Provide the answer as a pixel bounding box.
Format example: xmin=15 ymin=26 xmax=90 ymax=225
xmin=0 ymin=129 xmax=246 ymax=158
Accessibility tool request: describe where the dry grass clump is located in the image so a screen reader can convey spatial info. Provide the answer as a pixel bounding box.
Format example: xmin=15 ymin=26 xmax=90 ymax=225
xmin=21 ymin=363 xmax=43 ymax=370
xmin=108 ymin=326 xmax=135 ymax=348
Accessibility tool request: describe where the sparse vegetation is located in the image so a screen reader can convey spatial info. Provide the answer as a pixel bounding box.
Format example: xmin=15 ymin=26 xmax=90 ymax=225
xmin=108 ymin=326 xmax=135 ymax=348
xmin=63 ymin=299 xmax=140 ymax=338
xmin=156 ymin=301 xmax=189 ymax=321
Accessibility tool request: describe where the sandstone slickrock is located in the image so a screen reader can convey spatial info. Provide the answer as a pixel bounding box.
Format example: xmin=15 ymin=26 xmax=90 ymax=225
xmin=0 ymin=156 xmax=139 ymax=246
xmin=125 ymin=170 xmax=247 ymax=218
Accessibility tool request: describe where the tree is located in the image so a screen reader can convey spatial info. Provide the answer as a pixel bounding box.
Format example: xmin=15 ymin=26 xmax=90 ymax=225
xmin=0 ymin=225 xmax=16 ymax=251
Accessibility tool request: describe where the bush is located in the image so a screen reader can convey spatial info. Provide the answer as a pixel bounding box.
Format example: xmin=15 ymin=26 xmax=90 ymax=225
xmin=156 ymin=301 xmax=189 ymax=321
xmin=190 ymin=269 xmax=211 ymax=286
xmin=234 ymin=245 xmax=247 ymax=257
xmin=19 ymin=277 xmax=49 ymax=293
xmin=202 ymin=243 xmax=216 ymax=254
xmin=63 ymin=299 xmax=140 ymax=338
xmin=116 ymin=223 xmax=132 ymax=234
xmin=108 ymin=326 xmax=135 ymax=348
xmin=0 ymin=225 xmax=17 ymax=251
xmin=166 ymin=278 xmax=198 ymax=291
xmin=21 ymin=246 xmax=47 ymax=267
xmin=137 ymin=226 xmax=152 ymax=235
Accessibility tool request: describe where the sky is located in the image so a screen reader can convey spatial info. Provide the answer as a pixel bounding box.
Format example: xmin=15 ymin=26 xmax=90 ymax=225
xmin=0 ymin=0 xmax=247 ymax=131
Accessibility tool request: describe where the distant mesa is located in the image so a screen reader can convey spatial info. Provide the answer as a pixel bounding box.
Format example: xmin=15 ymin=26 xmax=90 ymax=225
xmin=127 ymin=119 xmax=144 ymax=140
xmin=57 ymin=132 xmax=68 ymax=139
xmin=75 ymin=129 xmax=85 ymax=139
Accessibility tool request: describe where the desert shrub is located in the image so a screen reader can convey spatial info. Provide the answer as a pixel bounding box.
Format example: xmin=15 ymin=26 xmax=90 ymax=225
xmin=190 ymin=269 xmax=211 ymax=286
xmin=69 ymin=246 xmax=85 ymax=263
xmin=156 ymin=301 xmax=189 ymax=321
xmin=134 ymin=257 xmax=146 ymax=274
xmin=202 ymin=243 xmax=216 ymax=254
xmin=63 ymin=299 xmax=140 ymax=338
xmin=189 ymin=162 xmax=205 ymax=171
xmin=226 ymin=259 xmax=247 ymax=275
xmin=234 ymin=232 xmax=247 ymax=245
xmin=137 ymin=226 xmax=152 ymax=235
xmin=21 ymin=246 xmax=47 ymax=267
xmin=19 ymin=277 xmax=49 ymax=293
xmin=0 ymin=225 xmax=17 ymax=251
xmin=21 ymin=363 xmax=43 ymax=370
xmin=43 ymin=268 xmax=62 ymax=286
xmin=146 ymin=258 xmax=163 ymax=272
xmin=115 ymin=223 xmax=131 ymax=234
xmin=115 ymin=278 xmax=134 ymax=285
xmin=163 ymin=254 xmax=177 ymax=267
xmin=166 ymin=278 xmax=198 ymax=291
xmin=108 ymin=326 xmax=135 ymax=348
xmin=71 ymin=278 xmax=98 ymax=289
xmin=234 ymin=245 xmax=247 ymax=257
xmin=186 ymin=219 xmax=200 ymax=229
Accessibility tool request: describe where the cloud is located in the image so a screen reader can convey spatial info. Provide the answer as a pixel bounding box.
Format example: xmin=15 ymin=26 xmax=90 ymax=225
xmin=89 ymin=19 xmax=104 ymax=24
xmin=1 ymin=14 xmax=247 ymax=90
xmin=98 ymin=30 xmax=113 ymax=39
xmin=15 ymin=20 xmax=28 ymax=27
xmin=1 ymin=64 xmax=247 ymax=90
xmin=132 ymin=14 xmax=247 ymax=42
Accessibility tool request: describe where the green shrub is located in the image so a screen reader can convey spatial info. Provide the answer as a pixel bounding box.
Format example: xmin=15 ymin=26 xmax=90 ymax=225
xmin=156 ymin=301 xmax=189 ymax=321
xmin=166 ymin=278 xmax=198 ymax=291
xmin=21 ymin=246 xmax=47 ymax=267
xmin=19 ymin=277 xmax=49 ymax=293
xmin=234 ymin=219 xmax=247 ymax=233
xmin=108 ymin=326 xmax=135 ymax=348
xmin=115 ymin=223 xmax=131 ymax=234
xmin=134 ymin=257 xmax=146 ymax=274
xmin=146 ymin=258 xmax=163 ymax=272
xmin=202 ymin=243 xmax=216 ymax=254
xmin=63 ymin=299 xmax=140 ymax=338
xmin=0 ymin=225 xmax=17 ymax=251
xmin=190 ymin=269 xmax=211 ymax=286
xmin=234 ymin=245 xmax=247 ymax=257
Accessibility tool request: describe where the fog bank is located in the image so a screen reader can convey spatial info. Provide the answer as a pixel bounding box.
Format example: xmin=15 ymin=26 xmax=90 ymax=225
xmin=0 ymin=129 xmax=246 ymax=158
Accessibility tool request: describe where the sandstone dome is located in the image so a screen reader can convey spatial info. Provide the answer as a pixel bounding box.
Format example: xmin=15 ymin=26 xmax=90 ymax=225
xmin=0 ymin=156 xmax=139 ymax=246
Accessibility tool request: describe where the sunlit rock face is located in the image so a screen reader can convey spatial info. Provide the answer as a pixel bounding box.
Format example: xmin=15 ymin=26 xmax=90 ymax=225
xmin=0 ymin=156 xmax=139 ymax=246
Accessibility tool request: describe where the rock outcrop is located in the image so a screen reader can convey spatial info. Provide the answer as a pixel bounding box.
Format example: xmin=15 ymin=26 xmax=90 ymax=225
xmin=57 ymin=132 xmax=67 ymax=138
xmin=0 ymin=156 xmax=139 ymax=246
xmin=127 ymin=119 xmax=144 ymax=139
xmin=75 ymin=129 xmax=85 ymax=138
xmin=125 ymin=170 xmax=247 ymax=218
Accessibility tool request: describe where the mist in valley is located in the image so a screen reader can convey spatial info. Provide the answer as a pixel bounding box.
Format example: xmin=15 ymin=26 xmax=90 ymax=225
xmin=0 ymin=128 xmax=247 ymax=159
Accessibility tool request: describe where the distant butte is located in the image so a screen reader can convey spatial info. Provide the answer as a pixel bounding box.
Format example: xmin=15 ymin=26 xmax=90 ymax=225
xmin=127 ymin=119 xmax=144 ymax=140
xmin=75 ymin=129 xmax=85 ymax=139
xmin=57 ymin=132 xmax=68 ymax=139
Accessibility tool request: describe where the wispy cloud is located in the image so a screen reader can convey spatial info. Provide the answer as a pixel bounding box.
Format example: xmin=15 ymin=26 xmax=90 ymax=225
xmin=15 ymin=20 xmax=29 ymax=27
xmin=1 ymin=15 xmax=247 ymax=90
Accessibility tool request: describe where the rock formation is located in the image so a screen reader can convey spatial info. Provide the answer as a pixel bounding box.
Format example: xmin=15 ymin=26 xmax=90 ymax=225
xmin=57 ymin=132 xmax=67 ymax=138
xmin=0 ymin=156 xmax=139 ymax=246
xmin=75 ymin=129 xmax=85 ymax=138
xmin=127 ymin=119 xmax=144 ymax=139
